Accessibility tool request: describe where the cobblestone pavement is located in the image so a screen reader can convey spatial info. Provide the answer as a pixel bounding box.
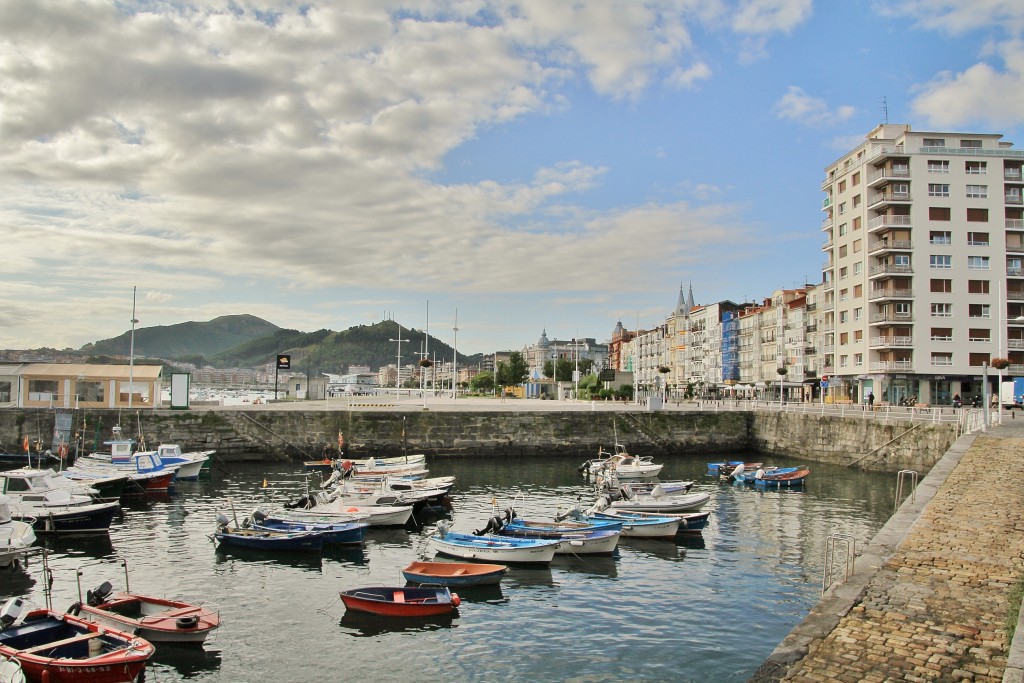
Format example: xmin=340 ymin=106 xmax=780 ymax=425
xmin=759 ymin=420 xmax=1024 ymax=683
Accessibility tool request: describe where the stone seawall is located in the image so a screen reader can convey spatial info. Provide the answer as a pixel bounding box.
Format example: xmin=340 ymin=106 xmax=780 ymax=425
xmin=0 ymin=407 xmax=957 ymax=472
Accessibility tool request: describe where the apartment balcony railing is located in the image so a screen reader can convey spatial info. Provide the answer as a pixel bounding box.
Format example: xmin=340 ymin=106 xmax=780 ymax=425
xmin=820 ymin=301 xmax=835 ymax=312
xmin=868 ymin=214 xmax=912 ymax=233
xmin=868 ymin=288 xmax=914 ymax=301
xmin=1009 ymin=267 xmax=1023 ymax=277
xmin=1008 ymin=219 xmax=1024 ymax=231
xmin=870 ymin=312 xmax=914 ymax=323
xmin=1006 ymin=168 xmax=1023 ymax=181
xmin=869 ymin=360 xmax=913 ymax=372
xmin=868 ymin=239 xmax=912 ymax=255
xmin=870 ymin=336 xmax=914 ymax=348
xmin=867 ymin=166 xmax=911 ymax=187
xmin=868 ymin=191 xmax=912 ymax=209
xmin=822 ymin=239 xmax=834 ymax=251
xmin=819 ymin=322 xmax=835 ymax=332
xmin=821 ymin=281 xmax=834 ymax=291
xmin=869 ymin=264 xmax=914 ymax=277
xmin=1007 ymin=242 xmax=1024 ymax=254
xmin=1007 ymin=292 xmax=1024 ymax=302
xmin=820 ymin=345 xmax=835 ymax=354
xmin=1008 ymin=339 xmax=1024 ymax=350
xmin=822 ymin=216 xmax=833 ymax=231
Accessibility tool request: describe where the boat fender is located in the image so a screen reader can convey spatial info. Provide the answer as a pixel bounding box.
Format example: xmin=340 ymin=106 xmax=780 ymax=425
xmin=755 ymin=469 xmax=766 ymax=480
xmin=66 ymin=602 xmax=81 ymax=617
xmin=176 ymin=615 xmax=200 ymax=629
xmin=450 ymin=593 xmax=461 ymax=607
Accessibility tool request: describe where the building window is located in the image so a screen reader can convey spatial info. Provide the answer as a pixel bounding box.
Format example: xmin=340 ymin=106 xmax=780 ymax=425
xmin=839 ymin=266 xmax=848 ymax=280
xmin=894 ymin=254 xmax=910 ymax=266
xmin=928 ymin=184 xmax=949 ymax=197
xmin=967 ymin=208 xmax=989 ymax=222
xmin=930 ymin=207 xmax=951 ymax=221
xmin=896 ymin=302 xmax=911 ymax=315
xmin=1009 ymin=258 xmax=1023 ymax=275
xmin=27 ymin=380 xmax=58 ymax=401
xmin=931 ymin=327 xmax=953 ymax=341
xmin=840 ymin=332 xmax=848 ymax=344
xmin=839 ymin=245 xmax=848 ymax=258
xmin=852 ymin=172 xmax=860 ymax=186
xmin=928 ymin=160 xmax=949 ymax=173
xmin=853 ymin=194 xmax=861 ymax=208
xmin=966 ymin=161 xmax=987 ymax=174
xmin=968 ymin=280 xmax=991 ymax=294
xmin=840 ymin=355 xmax=849 ymax=367
xmin=967 ymin=232 xmax=989 ymax=246
xmin=968 ymin=304 xmax=991 ymax=318
xmin=854 ymin=353 xmax=863 ymax=366
xmin=930 ymin=255 xmax=952 ymax=269
xmin=924 ymin=138 xmax=945 ymax=147
xmin=839 ymin=180 xmax=847 ymax=193
xmin=968 ymin=256 xmax=990 ymax=270
xmin=930 ymin=230 xmax=951 ymax=245
xmin=853 ymin=261 xmax=862 ymax=275
xmin=852 ymin=217 xmax=861 ymax=231
xmin=1008 ymin=187 xmax=1022 ymax=202
xmin=931 ymin=352 xmax=953 ymax=366
xmin=966 ymin=185 xmax=988 ymax=199
xmin=931 ymin=303 xmax=953 ymax=317
xmin=838 ymin=223 xmax=847 ymax=236
xmin=854 ymin=329 xmax=863 ymax=342
xmin=853 ymin=307 xmax=862 ymax=320
xmin=77 ymin=381 xmax=105 ymax=402
xmin=852 ymin=239 xmax=861 ymax=253
xmin=969 ymin=352 xmax=991 ymax=366
xmin=960 ymin=139 xmax=982 ymax=148
xmin=838 ymin=202 xmax=847 ymax=215
xmin=840 ymin=288 xmax=849 ymax=302
xmin=854 ymin=284 xmax=862 ymax=298
xmin=968 ymin=328 xmax=991 ymax=342
xmin=931 ymin=278 xmax=952 ymax=293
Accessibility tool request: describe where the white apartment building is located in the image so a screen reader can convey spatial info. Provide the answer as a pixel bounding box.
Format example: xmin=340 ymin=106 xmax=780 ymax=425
xmin=821 ymin=124 xmax=1024 ymax=406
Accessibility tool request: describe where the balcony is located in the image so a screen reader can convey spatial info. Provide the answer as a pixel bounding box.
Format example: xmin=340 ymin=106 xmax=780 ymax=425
xmin=1007 ymin=291 xmax=1024 ymax=302
xmin=868 ymin=191 xmax=912 ymax=210
xmin=869 ymin=360 xmax=913 ymax=372
xmin=820 ymin=301 xmax=835 ymax=312
xmin=822 ymin=197 xmax=832 ymax=210
xmin=819 ymin=322 xmax=835 ymax=332
xmin=821 ymin=281 xmax=834 ymax=292
xmin=867 ymin=214 xmax=912 ymax=234
xmin=1007 ymin=193 xmax=1023 ymax=205
xmin=822 ymin=239 xmax=833 ymax=251
xmin=822 ymin=216 xmax=833 ymax=231
xmin=1010 ymin=364 xmax=1024 ymax=375
xmin=868 ymin=288 xmax=913 ymax=301
xmin=1009 ymin=267 xmax=1024 ymax=277
xmin=1008 ymin=219 xmax=1024 ymax=231
xmin=869 ymin=263 xmax=914 ymax=278
xmin=1007 ymin=241 xmax=1024 ymax=254
xmin=870 ymin=311 xmax=914 ymax=324
xmin=1010 ymin=339 xmax=1024 ymax=350
xmin=870 ymin=336 xmax=913 ymax=348
xmin=1006 ymin=168 xmax=1023 ymax=182
xmin=867 ymin=166 xmax=910 ymax=188
xmin=868 ymin=239 xmax=913 ymax=255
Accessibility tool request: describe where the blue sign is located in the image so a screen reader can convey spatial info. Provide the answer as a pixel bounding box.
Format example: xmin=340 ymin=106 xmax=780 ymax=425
xmin=820 ymin=380 xmax=828 ymax=388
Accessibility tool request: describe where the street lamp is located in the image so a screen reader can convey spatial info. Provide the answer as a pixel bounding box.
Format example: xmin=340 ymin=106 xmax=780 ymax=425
xmin=389 ymin=323 xmax=409 ymax=396
xmin=452 ymin=309 xmax=459 ymax=402
xmin=568 ymin=337 xmax=585 ymax=401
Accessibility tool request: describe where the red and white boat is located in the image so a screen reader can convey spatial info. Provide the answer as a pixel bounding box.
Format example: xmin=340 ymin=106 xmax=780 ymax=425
xmin=69 ymin=560 xmax=220 ymax=645
xmin=340 ymin=586 xmax=459 ymax=617
xmin=0 ymin=597 xmax=155 ymax=683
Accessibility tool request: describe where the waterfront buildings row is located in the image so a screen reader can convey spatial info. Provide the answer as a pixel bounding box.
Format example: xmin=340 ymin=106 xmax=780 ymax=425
xmin=607 ymin=124 xmax=1024 ymax=407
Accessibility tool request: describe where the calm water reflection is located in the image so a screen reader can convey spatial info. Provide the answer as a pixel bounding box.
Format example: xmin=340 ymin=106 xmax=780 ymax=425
xmin=0 ymin=453 xmax=896 ymax=682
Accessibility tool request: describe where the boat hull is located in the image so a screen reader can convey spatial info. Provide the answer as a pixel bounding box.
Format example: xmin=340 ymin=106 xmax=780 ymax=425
xmin=609 ymin=491 xmax=711 ymax=513
xmin=77 ymin=598 xmax=220 ymax=644
xmin=430 ymin=533 xmax=558 ymax=565
xmin=340 ymin=586 xmax=457 ymax=617
xmin=213 ymin=529 xmax=324 ymax=552
xmin=20 ymin=502 xmax=120 ymax=534
xmin=401 ymin=561 xmax=507 ymax=587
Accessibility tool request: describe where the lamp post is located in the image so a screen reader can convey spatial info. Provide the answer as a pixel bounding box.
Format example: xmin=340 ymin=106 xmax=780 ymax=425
xmin=568 ymin=337 xmax=585 ymax=401
xmin=452 ymin=309 xmax=459 ymax=402
xmin=128 ymin=286 xmax=138 ymax=410
xmin=388 ymin=323 xmax=409 ymax=398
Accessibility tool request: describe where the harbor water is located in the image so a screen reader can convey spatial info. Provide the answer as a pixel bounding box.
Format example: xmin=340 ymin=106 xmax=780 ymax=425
xmin=4 ymin=453 xmax=895 ymax=682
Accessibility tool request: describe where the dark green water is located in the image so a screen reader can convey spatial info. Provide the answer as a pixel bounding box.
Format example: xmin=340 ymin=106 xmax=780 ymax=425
xmin=1 ymin=453 xmax=896 ymax=682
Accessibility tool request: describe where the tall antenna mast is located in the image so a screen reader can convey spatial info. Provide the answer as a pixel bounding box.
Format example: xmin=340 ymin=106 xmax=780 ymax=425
xmin=882 ymin=95 xmax=888 ymax=124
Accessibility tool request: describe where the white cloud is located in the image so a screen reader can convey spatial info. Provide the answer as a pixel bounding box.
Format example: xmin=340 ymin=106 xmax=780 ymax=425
xmin=731 ymin=0 xmax=813 ymax=35
xmin=874 ymin=0 xmax=1024 ymax=36
xmin=774 ymin=86 xmax=856 ymax=126
xmin=910 ymin=40 xmax=1024 ymax=129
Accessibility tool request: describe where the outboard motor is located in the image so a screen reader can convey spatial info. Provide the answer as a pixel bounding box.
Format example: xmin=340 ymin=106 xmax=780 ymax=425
xmin=251 ymin=507 xmax=267 ymax=525
xmin=86 ymin=581 xmax=113 ymax=607
xmin=216 ymin=513 xmax=231 ymax=530
xmin=473 ymin=515 xmax=505 ymax=536
xmin=0 ymin=598 xmax=27 ymax=630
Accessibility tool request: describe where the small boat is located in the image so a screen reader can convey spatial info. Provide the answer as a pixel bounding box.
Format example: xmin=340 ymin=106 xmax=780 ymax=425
xmin=605 ymin=487 xmax=711 ymax=514
xmin=0 ymin=496 xmax=36 ymax=567
xmin=211 ymin=514 xmax=324 ymax=552
xmin=623 ymin=480 xmax=694 ymax=495
xmin=401 ymin=561 xmax=507 ymax=587
xmin=579 ymin=444 xmax=663 ymax=479
xmin=753 ymin=467 xmax=810 ymax=487
xmin=732 ymin=467 xmax=794 ymax=485
xmin=585 ymin=510 xmax=681 ymax=538
xmin=282 ymin=493 xmax=413 ymax=527
xmin=0 ymin=474 xmax=120 ymax=535
xmin=150 ymin=444 xmax=214 ymax=480
xmin=429 ymin=522 xmax=559 ymax=565
xmin=248 ymin=508 xmax=367 ymax=545
xmin=0 ymin=597 xmax=155 ymax=683
xmin=69 ymin=559 xmax=220 ymax=644
xmin=340 ymin=586 xmax=459 ymax=617
xmin=488 ymin=518 xmax=622 ymax=555
xmin=706 ymin=461 xmax=763 ymax=476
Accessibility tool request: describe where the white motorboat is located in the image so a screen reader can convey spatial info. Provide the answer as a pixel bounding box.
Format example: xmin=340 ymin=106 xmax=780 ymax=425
xmin=581 ymin=445 xmax=664 ymax=479
xmin=281 ymin=495 xmax=413 ymax=527
xmin=605 ymin=486 xmax=711 ymax=514
xmin=0 ymin=495 xmax=36 ymax=567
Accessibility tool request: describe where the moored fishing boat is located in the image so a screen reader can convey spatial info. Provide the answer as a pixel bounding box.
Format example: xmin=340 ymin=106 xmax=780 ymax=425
xmin=752 ymin=467 xmax=810 ymax=488
xmin=579 ymin=444 xmax=664 ymax=479
xmin=0 ymin=597 xmax=155 ymax=683
xmin=247 ymin=508 xmax=368 ymax=545
xmin=69 ymin=559 xmax=220 ymax=644
xmin=340 ymin=586 xmax=459 ymax=617
xmin=429 ymin=522 xmax=558 ymax=565
xmin=401 ymin=561 xmax=507 ymax=587
xmin=211 ymin=514 xmax=325 ymax=552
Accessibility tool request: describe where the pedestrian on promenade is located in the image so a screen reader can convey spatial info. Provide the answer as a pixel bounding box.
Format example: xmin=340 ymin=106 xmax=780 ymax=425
xmin=867 ymin=391 xmax=874 ymax=409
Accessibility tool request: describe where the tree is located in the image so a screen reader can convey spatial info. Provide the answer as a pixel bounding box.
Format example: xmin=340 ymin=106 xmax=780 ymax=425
xmin=470 ymin=372 xmax=495 ymax=393
xmin=496 ymin=351 xmax=529 ymax=388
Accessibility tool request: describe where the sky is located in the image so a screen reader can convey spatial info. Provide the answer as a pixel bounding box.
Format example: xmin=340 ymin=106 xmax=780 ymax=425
xmin=3 ymin=1 xmax=1024 ymax=359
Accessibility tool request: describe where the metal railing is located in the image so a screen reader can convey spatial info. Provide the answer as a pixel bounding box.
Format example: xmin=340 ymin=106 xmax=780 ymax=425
xmin=823 ymin=532 xmax=857 ymax=594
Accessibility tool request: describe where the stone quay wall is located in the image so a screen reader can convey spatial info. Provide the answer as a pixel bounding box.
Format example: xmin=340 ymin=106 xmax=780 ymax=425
xmin=0 ymin=407 xmax=958 ymax=473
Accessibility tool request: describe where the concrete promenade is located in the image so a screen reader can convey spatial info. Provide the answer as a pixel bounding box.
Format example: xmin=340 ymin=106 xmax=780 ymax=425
xmin=751 ymin=419 xmax=1024 ymax=683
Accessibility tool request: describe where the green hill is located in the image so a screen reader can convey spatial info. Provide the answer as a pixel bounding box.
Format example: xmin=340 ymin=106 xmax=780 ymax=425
xmin=80 ymin=314 xmax=280 ymax=359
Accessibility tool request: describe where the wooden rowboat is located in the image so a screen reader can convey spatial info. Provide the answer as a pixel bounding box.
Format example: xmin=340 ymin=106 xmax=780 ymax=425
xmin=401 ymin=561 xmax=507 ymax=587
xmin=340 ymin=586 xmax=460 ymax=617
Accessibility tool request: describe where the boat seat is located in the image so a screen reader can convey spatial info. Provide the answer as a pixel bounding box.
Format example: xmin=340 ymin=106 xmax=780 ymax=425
xmin=156 ymin=606 xmax=201 ymax=618
xmin=451 ymin=569 xmax=466 ymax=575
xmin=18 ymin=631 xmax=101 ymax=654
xmin=392 ymin=591 xmax=405 ymax=603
